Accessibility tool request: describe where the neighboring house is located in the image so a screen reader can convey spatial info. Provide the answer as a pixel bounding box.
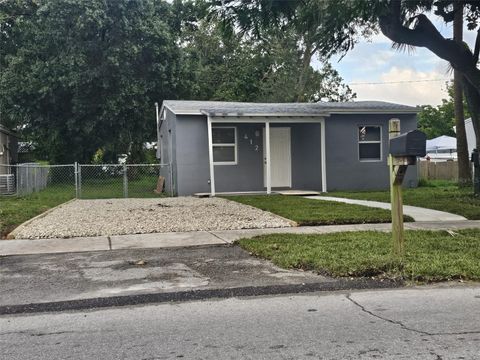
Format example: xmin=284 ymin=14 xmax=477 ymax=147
xmin=0 ymin=124 xmax=18 ymax=175
xmin=158 ymin=101 xmax=419 ymax=196
xmin=464 ymin=118 xmax=476 ymax=156
xmin=17 ymin=141 xmax=36 ymax=163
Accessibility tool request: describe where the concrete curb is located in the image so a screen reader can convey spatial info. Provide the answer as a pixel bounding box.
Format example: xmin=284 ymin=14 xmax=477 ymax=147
xmin=3 ymin=221 xmax=480 ymax=257
xmin=6 ymin=198 xmax=78 ymax=240
xmin=0 ymin=278 xmax=401 ymax=316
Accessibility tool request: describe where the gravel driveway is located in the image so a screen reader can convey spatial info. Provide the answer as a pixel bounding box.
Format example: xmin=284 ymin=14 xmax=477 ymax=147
xmin=13 ymin=197 xmax=293 ymax=239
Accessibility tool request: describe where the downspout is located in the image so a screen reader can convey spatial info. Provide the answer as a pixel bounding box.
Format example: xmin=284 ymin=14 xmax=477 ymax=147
xmin=321 ymin=118 xmax=327 ymax=193
xmin=155 ymin=102 xmax=160 ymax=160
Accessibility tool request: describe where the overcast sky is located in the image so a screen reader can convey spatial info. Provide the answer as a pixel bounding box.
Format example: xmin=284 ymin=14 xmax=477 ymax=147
xmin=314 ymin=16 xmax=476 ymax=107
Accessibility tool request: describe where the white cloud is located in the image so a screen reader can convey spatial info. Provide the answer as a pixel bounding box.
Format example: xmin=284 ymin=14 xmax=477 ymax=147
xmin=350 ymin=66 xmax=450 ymax=106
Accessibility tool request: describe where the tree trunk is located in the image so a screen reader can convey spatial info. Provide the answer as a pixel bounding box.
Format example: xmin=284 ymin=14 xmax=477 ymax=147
xmin=462 ymin=79 xmax=480 ymax=195
xmin=453 ymin=2 xmax=472 ymax=186
xmin=379 ymin=1 xmax=480 ymax=194
xmin=296 ymin=38 xmax=313 ymax=102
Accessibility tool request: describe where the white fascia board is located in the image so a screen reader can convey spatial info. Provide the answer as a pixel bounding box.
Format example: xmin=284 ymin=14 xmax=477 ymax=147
xmin=171 ymin=109 xmax=418 ymax=116
xmin=329 ymin=109 xmax=419 ymax=114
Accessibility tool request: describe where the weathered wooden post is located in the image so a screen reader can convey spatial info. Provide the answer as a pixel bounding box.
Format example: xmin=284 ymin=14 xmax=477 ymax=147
xmin=388 ymin=119 xmax=404 ymax=256
xmin=388 ymin=120 xmax=427 ymax=257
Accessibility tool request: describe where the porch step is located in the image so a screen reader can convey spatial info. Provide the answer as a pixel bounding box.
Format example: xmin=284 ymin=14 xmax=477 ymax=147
xmin=276 ymin=190 xmax=320 ymax=196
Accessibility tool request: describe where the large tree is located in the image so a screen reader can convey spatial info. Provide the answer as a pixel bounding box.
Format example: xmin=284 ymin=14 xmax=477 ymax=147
xmin=213 ymin=0 xmax=480 ymax=193
xmin=180 ymin=18 xmax=355 ymax=102
xmin=0 ymin=0 xmax=182 ymax=163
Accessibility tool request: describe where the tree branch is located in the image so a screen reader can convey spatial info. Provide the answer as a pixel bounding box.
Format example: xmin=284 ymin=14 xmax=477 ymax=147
xmin=379 ymin=1 xmax=480 ymax=88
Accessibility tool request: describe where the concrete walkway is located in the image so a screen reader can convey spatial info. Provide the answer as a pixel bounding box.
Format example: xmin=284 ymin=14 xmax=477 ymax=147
xmin=306 ymin=196 xmax=468 ymax=222
xmin=1 ymin=220 xmax=480 ymax=256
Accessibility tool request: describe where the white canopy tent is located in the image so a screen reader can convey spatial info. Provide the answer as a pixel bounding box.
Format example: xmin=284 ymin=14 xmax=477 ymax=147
xmin=426 ymin=135 xmax=457 ymax=160
xmin=426 ymin=135 xmax=457 ymax=152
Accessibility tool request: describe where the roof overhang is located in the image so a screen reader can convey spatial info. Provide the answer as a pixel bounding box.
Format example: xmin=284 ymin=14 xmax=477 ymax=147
xmin=0 ymin=125 xmax=18 ymax=138
xmin=161 ymin=101 xmax=420 ymax=117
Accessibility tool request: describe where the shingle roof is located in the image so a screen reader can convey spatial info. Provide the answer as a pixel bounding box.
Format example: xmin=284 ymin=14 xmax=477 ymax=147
xmin=0 ymin=124 xmax=18 ymax=137
xmin=162 ymin=100 xmax=419 ymax=116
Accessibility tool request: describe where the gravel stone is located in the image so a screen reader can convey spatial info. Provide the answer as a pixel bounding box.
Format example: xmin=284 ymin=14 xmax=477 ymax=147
xmin=14 ymin=197 xmax=292 ymax=239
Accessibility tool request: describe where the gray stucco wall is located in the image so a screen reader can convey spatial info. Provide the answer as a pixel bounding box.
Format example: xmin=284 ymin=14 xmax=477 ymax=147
xmin=324 ymin=113 xmax=418 ymax=191
xmin=158 ymin=108 xmax=177 ymax=195
xmin=214 ymin=123 xmax=264 ymax=193
xmin=173 ymin=119 xmax=323 ymax=195
xmin=290 ymin=123 xmax=322 ymax=191
xmin=175 ymin=115 xmax=210 ymax=195
xmin=166 ymin=112 xmax=418 ymax=195
xmin=0 ymin=130 xmax=18 ymax=175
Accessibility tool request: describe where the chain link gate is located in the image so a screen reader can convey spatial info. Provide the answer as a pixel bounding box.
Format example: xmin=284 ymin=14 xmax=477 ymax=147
xmin=1 ymin=163 xmax=172 ymax=198
xmin=76 ymin=163 xmax=172 ymax=199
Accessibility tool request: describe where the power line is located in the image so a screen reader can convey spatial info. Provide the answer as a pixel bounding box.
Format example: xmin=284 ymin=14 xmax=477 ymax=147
xmin=349 ymin=78 xmax=451 ymax=85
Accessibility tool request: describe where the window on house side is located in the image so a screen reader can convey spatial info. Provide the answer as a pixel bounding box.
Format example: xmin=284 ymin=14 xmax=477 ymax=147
xmin=212 ymin=127 xmax=237 ymax=165
xmin=358 ymin=126 xmax=381 ymax=161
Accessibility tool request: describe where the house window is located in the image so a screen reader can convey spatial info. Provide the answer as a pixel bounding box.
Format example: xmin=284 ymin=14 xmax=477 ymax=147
xmin=358 ymin=126 xmax=381 ymax=161
xmin=212 ymin=127 xmax=237 ymax=165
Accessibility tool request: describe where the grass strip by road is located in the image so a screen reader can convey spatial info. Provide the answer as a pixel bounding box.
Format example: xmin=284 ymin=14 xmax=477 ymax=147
xmin=327 ymin=180 xmax=480 ymax=220
xmin=238 ymin=229 xmax=480 ymax=282
xmin=226 ymin=195 xmax=413 ymax=226
xmin=0 ymin=185 xmax=74 ymax=238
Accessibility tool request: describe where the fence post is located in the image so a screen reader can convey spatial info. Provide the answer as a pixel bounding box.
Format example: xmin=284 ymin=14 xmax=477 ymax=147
xmin=15 ymin=165 xmax=19 ymax=196
xmin=123 ymin=163 xmax=128 ymax=198
xmin=74 ymin=162 xmax=78 ymax=198
xmin=34 ymin=166 xmax=37 ymax=192
xmin=78 ymin=164 xmax=82 ymax=199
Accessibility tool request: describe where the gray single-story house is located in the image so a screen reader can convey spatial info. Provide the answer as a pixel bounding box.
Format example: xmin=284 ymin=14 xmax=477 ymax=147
xmin=0 ymin=124 xmax=18 ymax=175
xmin=157 ymin=100 xmax=419 ymax=196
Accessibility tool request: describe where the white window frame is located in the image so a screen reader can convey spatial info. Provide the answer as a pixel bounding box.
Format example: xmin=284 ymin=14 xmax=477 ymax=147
xmin=212 ymin=126 xmax=237 ymax=165
xmin=358 ymin=125 xmax=382 ymax=162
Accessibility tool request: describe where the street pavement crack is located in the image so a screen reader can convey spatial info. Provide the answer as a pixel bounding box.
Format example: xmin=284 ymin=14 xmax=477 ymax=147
xmin=345 ymin=294 xmax=480 ymax=336
xmin=345 ymin=293 xmax=433 ymax=336
xmin=345 ymin=293 xmax=480 ymax=337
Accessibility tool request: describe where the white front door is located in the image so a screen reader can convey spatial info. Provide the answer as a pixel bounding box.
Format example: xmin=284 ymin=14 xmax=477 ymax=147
xmin=264 ymin=127 xmax=292 ymax=187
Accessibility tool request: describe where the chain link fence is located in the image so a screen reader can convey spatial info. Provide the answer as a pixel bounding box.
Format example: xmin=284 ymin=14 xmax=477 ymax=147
xmin=0 ymin=163 xmax=172 ymax=198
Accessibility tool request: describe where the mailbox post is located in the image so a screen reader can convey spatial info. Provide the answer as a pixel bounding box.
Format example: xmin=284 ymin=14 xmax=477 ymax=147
xmin=472 ymin=149 xmax=480 ymax=196
xmin=388 ymin=119 xmax=427 ymax=257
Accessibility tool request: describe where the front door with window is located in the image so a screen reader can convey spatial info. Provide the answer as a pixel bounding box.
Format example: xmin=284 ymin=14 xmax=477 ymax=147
xmin=263 ymin=127 xmax=292 ymax=187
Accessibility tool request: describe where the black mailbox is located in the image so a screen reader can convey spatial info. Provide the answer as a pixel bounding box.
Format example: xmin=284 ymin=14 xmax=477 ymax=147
xmin=389 ymin=130 xmax=427 ymax=157
xmin=472 ymin=149 xmax=479 ymax=167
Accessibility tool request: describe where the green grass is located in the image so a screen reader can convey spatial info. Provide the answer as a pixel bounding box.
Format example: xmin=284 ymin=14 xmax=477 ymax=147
xmin=238 ymin=229 xmax=480 ymax=282
xmin=0 ymin=184 xmax=75 ymax=238
xmin=226 ymin=195 xmax=413 ymax=225
xmin=326 ymin=180 xmax=480 ymax=220
xmin=80 ymin=175 xmax=162 ymax=199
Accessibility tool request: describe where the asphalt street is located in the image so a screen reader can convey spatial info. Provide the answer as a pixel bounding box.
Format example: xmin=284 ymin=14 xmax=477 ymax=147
xmin=1 ymin=286 xmax=479 ymax=359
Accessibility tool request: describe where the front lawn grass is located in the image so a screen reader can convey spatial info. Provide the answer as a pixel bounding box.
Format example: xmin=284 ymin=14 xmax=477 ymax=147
xmin=238 ymin=229 xmax=480 ymax=282
xmin=0 ymin=184 xmax=75 ymax=238
xmin=327 ymin=180 xmax=480 ymax=220
xmin=226 ymin=195 xmax=412 ymax=225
